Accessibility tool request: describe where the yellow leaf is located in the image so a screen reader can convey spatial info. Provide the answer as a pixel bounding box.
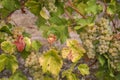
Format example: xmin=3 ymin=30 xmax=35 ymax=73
xmin=40 ymin=7 xmax=50 ymax=20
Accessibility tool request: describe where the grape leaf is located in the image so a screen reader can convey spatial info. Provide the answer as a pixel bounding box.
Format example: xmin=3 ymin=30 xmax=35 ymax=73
xmin=25 ymin=0 xmax=41 ymax=16
xmin=1 ymin=41 xmax=16 ymax=54
xmin=0 ymin=32 xmax=8 ymax=43
xmin=0 ymin=8 xmax=10 ymax=19
xmin=51 ymin=2 xmax=64 ymax=16
xmin=5 ymin=54 xmax=18 ymax=74
xmin=75 ymin=17 xmax=94 ymax=30
xmin=42 ymin=75 xmax=54 ymax=80
xmin=0 ymin=26 xmax=12 ymax=34
xmin=14 ymin=35 xmax=25 ymax=52
xmin=1 ymin=0 xmax=20 ymax=12
xmin=59 ymin=26 xmax=69 ymax=43
xmin=62 ymin=39 xmax=86 ymax=62
xmin=0 ymin=54 xmax=6 ymax=72
xmin=78 ymin=64 xmax=90 ymax=76
xmin=39 ymin=49 xmax=63 ymax=75
xmin=95 ymin=67 xmax=115 ymax=80
xmin=85 ymin=0 xmax=99 ymax=15
xmin=115 ymin=74 xmax=120 ymax=80
xmin=98 ymin=55 xmax=106 ymax=66
xmin=116 ymin=63 xmax=120 ymax=71
xmin=40 ymin=7 xmax=50 ymax=20
xmin=24 ymin=37 xmax=31 ymax=51
xmin=62 ymin=70 xmax=79 ymax=80
xmin=31 ymin=40 xmax=41 ymax=52
xmin=49 ymin=16 xmax=67 ymax=26
xmin=65 ymin=73 xmax=78 ymax=80
xmin=9 ymin=70 xmax=27 ymax=80
xmin=77 ymin=2 xmax=86 ymax=15
xmin=0 ymin=54 xmax=18 ymax=74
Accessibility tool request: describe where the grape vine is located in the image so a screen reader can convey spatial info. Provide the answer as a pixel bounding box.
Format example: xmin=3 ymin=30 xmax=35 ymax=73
xmin=0 ymin=0 xmax=120 ymax=80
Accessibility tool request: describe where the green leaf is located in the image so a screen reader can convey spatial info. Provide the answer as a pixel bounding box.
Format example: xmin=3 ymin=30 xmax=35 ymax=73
xmin=39 ymin=49 xmax=63 ymax=75
xmin=59 ymin=26 xmax=69 ymax=43
xmin=1 ymin=41 xmax=16 ymax=54
xmin=21 ymin=50 xmax=31 ymax=59
xmin=115 ymin=74 xmax=120 ymax=80
xmin=98 ymin=55 xmax=106 ymax=66
xmin=42 ymin=75 xmax=54 ymax=80
xmin=62 ymin=70 xmax=78 ymax=80
xmin=36 ymin=16 xmax=46 ymax=28
xmin=0 ymin=8 xmax=10 ymax=19
xmin=78 ymin=64 xmax=90 ymax=76
xmin=66 ymin=73 xmax=78 ymax=80
xmin=24 ymin=37 xmax=31 ymax=51
xmin=85 ymin=0 xmax=99 ymax=15
xmin=61 ymin=39 xmax=86 ymax=62
xmin=1 ymin=0 xmax=20 ymax=12
xmin=5 ymin=55 xmax=18 ymax=74
xmin=25 ymin=0 xmax=41 ymax=16
xmin=9 ymin=70 xmax=27 ymax=80
xmin=77 ymin=2 xmax=86 ymax=15
xmin=107 ymin=0 xmax=116 ymax=16
xmin=22 ymin=32 xmax=31 ymax=38
xmin=0 ymin=26 xmax=12 ymax=34
xmin=0 ymin=54 xmax=18 ymax=73
xmin=51 ymin=2 xmax=64 ymax=16
xmin=95 ymin=68 xmax=115 ymax=80
xmin=0 ymin=32 xmax=7 ymax=43
xmin=44 ymin=25 xmax=69 ymax=43
xmin=47 ymin=27 xmax=60 ymax=38
xmin=116 ymin=62 xmax=120 ymax=71
xmin=74 ymin=26 xmax=83 ymax=30
xmin=0 ymin=54 xmax=6 ymax=72
xmin=49 ymin=16 xmax=67 ymax=25
xmin=104 ymin=54 xmax=114 ymax=77
xmin=31 ymin=40 xmax=41 ymax=52
xmin=75 ymin=17 xmax=94 ymax=30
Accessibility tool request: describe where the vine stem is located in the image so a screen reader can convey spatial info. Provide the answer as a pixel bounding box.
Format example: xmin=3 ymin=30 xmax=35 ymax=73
xmin=67 ymin=0 xmax=86 ymax=19
xmin=64 ymin=5 xmax=74 ymax=20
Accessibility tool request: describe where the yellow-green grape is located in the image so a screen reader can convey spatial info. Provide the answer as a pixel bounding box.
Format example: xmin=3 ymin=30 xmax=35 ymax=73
xmin=25 ymin=52 xmax=40 ymax=68
xmin=96 ymin=18 xmax=112 ymax=54
xmin=80 ymin=18 xmax=113 ymax=58
xmin=109 ymin=40 xmax=120 ymax=57
xmin=108 ymin=39 xmax=120 ymax=71
xmin=25 ymin=52 xmax=42 ymax=79
xmin=47 ymin=0 xmax=55 ymax=3
xmin=12 ymin=27 xmax=24 ymax=38
xmin=32 ymin=70 xmax=42 ymax=80
xmin=80 ymin=26 xmax=96 ymax=59
xmin=48 ymin=3 xmax=57 ymax=12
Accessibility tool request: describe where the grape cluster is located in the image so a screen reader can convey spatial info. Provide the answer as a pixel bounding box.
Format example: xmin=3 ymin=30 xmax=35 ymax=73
xmin=96 ymin=18 xmax=112 ymax=54
xmin=80 ymin=26 xmax=96 ymax=59
xmin=40 ymin=0 xmax=57 ymax=12
xmin=109 ymin=39 xmax=120 ymax=56
xmin=79 ymin=18 xmax=120 ymax=72
xmin=80 ymin=18 xmax=112 ymax=58
xmin=48 ymin=2 xmax=57 ymax=12
xmin=109 ymin=39 xmax=120 ymax=71
xmin=25 ymin=52 xmax=42 ymax=80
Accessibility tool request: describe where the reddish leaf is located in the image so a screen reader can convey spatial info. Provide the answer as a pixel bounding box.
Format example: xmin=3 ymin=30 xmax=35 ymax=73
xmin=47 ymin=34 xmax=57 ymax=44
xmin=14 ymin=35 xmax=25 ymax=52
